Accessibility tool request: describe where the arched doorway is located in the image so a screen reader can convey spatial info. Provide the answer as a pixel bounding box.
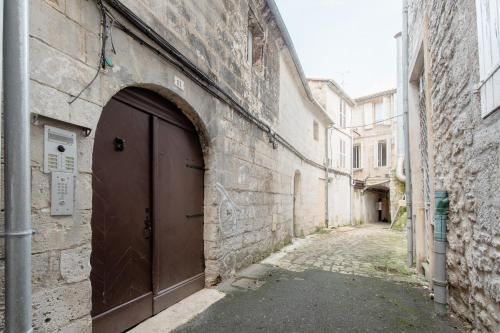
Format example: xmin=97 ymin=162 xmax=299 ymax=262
xmin=293 ymin=171 xmax=301 ymax=237
xmin=90 ymin=87 xmax=205 ymax=333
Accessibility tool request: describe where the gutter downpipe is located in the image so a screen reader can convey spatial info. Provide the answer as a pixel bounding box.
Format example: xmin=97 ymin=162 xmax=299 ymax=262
xmin=325 ymin=126 xmax=330 ymax=228
xmin=402 ymin=0 xmax=414 ymax=267
xmin=433 ymin=191 xmax=449 ymax=315
xmin=395 ymin=32 xmax=406 ymax=183
xmin=3 ymin=0 xmax=32 ymax=332
xmin=350 ymin=131 xmax=353 ymax=226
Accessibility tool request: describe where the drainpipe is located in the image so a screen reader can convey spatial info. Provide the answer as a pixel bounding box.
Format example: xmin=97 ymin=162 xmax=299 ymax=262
xmin=349 ymin=131 xmax=353 ymax=226
xmin=325 ymin=126 xmax=331 ymax=228
xmin=402 ymin=0 xmax=414 ymax=267
xmin=3 ymin=0 xmax=32 ymax=332
xmin=395 ymin=32 xmax=406 ymax=183
xmin=433 ymin=191 xmax=449 ymax=315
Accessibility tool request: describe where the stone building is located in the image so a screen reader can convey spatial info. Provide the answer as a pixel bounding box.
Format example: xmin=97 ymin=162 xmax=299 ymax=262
xmin=309 ymin=79 xmax=355 ymax=227
xmin=0 ymin=0 xmax=338 ymax=331
xmin=350 ymin=89 xmax=403 ymax=225
xmin=407 ymin=0 xmax=500 ymax=331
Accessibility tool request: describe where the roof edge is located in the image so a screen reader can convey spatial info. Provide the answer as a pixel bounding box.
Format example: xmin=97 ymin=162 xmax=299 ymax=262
xmin=308 ymin=78 xmax=355 ymax=106
xmin=266 ymin=0 xmax=333 ymax=124
xmin=354 ymin=88 xmax=397 ymax=103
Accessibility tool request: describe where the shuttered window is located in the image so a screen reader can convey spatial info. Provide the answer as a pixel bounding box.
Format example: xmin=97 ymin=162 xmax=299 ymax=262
xmin=475 ymin=0 xmax=500 ymax=117
xmin=374 ymin=102 xmax=385 ymax=122
xmin=339 ymin=139 xmax=346 ymax=169
xmin=353 ymin=144 xmax=361 ymax=169
xmin=364 ymin=103 xmax=373 ymax=129
xmin=377 ymin=141 xmax=387 ymax=167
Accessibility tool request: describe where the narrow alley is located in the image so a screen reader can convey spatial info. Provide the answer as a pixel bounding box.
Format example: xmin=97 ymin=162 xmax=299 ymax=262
xmin=1 ymin=0 xmax=499 ymax=332
xmin=133 ymin=224 xmax=465 ymax=333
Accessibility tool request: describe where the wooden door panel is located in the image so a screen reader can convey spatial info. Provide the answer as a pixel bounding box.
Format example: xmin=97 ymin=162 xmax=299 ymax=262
xmin=91 ymin=96 xmax=153 ymax=333
xmin=153 ymin=117 xmax=205 ymax=312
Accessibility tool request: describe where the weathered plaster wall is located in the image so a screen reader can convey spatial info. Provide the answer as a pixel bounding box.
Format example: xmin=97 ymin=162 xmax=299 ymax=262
xmin=0 ymin=0 xmax=330 ymax=331
xmin=277 ymin=52 xmax=329 ymax=235
xmin=328 ymin=175 xmax=352 ymax=227
xmin=408 ymin=0 xmax=500 ymax=331
xmin=308 ymin=80 xmax=353 ymax=227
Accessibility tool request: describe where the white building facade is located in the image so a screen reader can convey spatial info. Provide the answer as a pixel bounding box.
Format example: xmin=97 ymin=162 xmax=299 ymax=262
xmin=309 ymin=79 xmax=355 ymax=227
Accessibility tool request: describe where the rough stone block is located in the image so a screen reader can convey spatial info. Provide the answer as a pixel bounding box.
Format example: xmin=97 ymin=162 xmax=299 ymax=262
xmin=60 ymin=245 xmax=91 ymax=284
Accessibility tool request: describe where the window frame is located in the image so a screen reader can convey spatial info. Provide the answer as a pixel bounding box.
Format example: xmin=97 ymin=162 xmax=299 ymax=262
xmin=353 ymin=144 xmax=361 ymax=169
xmin=377 ymin=140 xmax=387 ymax=167
xmin=374 ymin=101 xmax=385 ymax=123
xmin=339 ymin=100 xmax=346 ymax=128
xmin=475 ymin=0 xmax=500 ymax=118
xmin=339 ymin=138 xmax=346 ymax=169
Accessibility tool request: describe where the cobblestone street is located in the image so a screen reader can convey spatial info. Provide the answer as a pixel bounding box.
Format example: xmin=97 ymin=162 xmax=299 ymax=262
xmin=263 ymin=222 xmax=421 ymax=284
xmin=168 ymin=223 xmax=466 ymax=333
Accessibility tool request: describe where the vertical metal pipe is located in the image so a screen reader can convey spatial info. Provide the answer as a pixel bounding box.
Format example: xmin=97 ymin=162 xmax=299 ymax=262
xmin=325 ymin=126 xmax=330 ymax=228
xmin=3 ymin=0 xmax=32 ymax=332
xmin=433 ymin=191 xmax=449 ymax=315
xmin=349 ymin=131 xmax=353 ymax=226
xmin=402 ymin=0 xmax=414 ymax=267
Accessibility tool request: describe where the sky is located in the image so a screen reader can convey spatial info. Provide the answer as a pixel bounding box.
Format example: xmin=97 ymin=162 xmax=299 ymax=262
xmin=274 ymin=0 xmax=402 ymax=98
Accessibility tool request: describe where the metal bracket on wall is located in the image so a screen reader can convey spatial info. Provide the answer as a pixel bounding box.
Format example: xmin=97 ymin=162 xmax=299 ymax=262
xmin=31 ymin=113 xmax=92 ymax=137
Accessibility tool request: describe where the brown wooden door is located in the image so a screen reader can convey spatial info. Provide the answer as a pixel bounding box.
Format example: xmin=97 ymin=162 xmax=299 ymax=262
xmin=153 ymin=117 xmax=205 ymax=313
xmin=91 ymin=95 xmax=153 ymax=333
xmin=91 ymin=88 xmax=205 ymax=332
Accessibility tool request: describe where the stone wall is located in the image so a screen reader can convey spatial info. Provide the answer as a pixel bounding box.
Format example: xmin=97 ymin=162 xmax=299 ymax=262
xmin=0 ymin=0 xmax=331 ymax=331
xmin=408 ymin=0 xmax=500 ymax=331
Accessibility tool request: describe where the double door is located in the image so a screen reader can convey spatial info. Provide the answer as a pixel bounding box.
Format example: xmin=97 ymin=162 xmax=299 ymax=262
xmin=90 ymin=88 xmax=205 ymax=333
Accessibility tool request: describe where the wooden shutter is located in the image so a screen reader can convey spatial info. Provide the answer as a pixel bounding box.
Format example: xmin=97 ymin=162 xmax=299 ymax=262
xmin=386 ymin=139 xmax=391 ymax=167
xmin=364 ymin=103 xmax=373 ymax=129
xmin=475 ymin=0 xmax=500 ymax=117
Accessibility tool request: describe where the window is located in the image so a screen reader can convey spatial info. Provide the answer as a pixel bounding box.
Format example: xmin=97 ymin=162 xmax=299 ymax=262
xmin=374 ymin=102 xmax=385 ymax=123
xmin=339 ymin=100 xmax=346 ymax=128
xmin=353 ymin=144 xmax=361 ymax=169
xmin=313 ymin=121 xmax=319 ymax=141
xmin=247 ymin=29 xmax=253 ymax=65
xmin=475 ymin=0 xmax=500 ymax=117
xmin=247 ymin=9 xmax=265 ymax=71
xmin=377 ymin=141 xmax=387 ymax=167
xmin=340 ymin=139 xmax=346 ymax=168
xmin=364 ymin=103 xmax=373 ymax=129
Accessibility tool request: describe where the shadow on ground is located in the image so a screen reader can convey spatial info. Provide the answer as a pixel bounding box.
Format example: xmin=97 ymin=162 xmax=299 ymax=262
xmin=174 ymin=268 xmax=463 ymax=333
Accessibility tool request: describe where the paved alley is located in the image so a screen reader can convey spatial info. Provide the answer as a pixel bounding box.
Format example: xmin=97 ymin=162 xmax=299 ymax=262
xmin=169 ymin=223 xmax=465 ymax=333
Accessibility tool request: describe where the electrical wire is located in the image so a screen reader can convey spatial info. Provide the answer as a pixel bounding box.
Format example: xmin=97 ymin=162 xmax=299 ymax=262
xmin=343 ymin=113 xmax=403 ymax=129
xmin=68 ymin=0 xmax=108 ymax=104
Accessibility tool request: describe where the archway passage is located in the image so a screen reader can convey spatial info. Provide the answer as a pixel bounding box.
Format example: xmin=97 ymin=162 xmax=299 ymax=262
xmin=90 ymin=87 xmax=205 ymax=333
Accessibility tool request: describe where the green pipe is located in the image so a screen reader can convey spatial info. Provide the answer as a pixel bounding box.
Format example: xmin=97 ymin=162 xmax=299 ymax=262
xmin=433 ymin=191 xmax=449 ymax=315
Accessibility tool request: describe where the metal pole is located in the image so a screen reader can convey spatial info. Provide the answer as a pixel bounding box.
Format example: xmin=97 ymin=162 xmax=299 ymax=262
xmin=402 ymin=0 xmax=414 ymax=267
xmin=325 ymin=126 xmax=330 ymax=228
xmin=3 ymin=0 xmax=32 ymax=331
xmin=349 ymin=131 xmax=353 ymax=226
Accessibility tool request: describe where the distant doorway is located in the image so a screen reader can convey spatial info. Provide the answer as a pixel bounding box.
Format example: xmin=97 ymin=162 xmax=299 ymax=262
xmin=293 ymin=171 xmax=301 ymax=237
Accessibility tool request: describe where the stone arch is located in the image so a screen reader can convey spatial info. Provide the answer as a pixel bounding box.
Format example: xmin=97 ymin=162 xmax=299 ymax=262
xmin=90 ymin=84 xmax=218 ymax=331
